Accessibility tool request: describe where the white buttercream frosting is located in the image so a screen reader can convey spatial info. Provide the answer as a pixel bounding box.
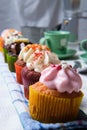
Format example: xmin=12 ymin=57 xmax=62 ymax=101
xmin=26 ymin=51 xmax=60 ymax=72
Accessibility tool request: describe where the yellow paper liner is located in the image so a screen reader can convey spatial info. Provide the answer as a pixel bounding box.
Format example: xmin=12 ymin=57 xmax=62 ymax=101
xmin=29 ymin=86 xmax=83 ymax=123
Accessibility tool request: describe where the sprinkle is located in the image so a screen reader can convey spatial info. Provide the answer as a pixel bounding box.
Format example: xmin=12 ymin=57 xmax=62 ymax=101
xmin=56 ymin=65 xmax=62 ymax=70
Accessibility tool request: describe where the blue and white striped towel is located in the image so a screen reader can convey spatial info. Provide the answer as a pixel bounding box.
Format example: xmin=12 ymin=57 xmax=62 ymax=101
xmin=0 ymin=54 xmax=87 ymax=130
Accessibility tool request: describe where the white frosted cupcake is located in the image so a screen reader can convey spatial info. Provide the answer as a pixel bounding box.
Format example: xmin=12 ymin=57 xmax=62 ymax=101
xmin=14 ymin=44 xmax=50 ymax=84
xmin=21 ymin=49 xmax=60 ymax=99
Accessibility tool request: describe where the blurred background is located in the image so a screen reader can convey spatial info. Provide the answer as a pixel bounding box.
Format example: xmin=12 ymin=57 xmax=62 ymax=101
xmin=0 ymin=0 xmax=87 ymax=43
xmin=63 ymin=0 xmax=87 ymax=42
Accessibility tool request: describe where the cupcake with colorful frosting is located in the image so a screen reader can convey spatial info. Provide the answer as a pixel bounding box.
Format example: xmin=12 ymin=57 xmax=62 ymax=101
xmin=7 ymin=38 xmax=31 ymax=72
xmin=14 ymin=44 xmax=50 ymax=84
xmin=1 ymin=28 xmax=22 ymax=62
xmin=29 ymin=62 xmax=84 ymax=123
xmin=1 ymin=28 xmax=32 ymax=71
xmin=22 ymin=49 xmax=60 ymax=99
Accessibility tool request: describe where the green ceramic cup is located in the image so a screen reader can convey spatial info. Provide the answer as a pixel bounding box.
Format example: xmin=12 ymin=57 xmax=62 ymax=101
xmin=79 ymin=39 xmax=87 ymax=63
xmin=80 ymin=39 xmax=87 ymax=51
xmin=39 ymin=31 xmax=70 ymax=54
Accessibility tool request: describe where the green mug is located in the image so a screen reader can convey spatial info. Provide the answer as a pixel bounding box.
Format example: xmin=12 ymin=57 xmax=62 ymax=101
xmin=39 ymin=31 xmax=70 ymax=54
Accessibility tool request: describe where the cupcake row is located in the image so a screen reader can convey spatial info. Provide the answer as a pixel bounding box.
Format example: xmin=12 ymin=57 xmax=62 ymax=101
xmin=0 ymin=28 xmax=84 ymax=124
xmin=15 ymin=43 xmax=61 ymax=99
xmin=0 ymin=28 xmax=32 ymax=71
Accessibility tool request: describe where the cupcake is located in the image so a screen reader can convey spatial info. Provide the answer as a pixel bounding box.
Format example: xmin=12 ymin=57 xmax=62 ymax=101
xmin=21 ymin=50 xmax=60 ymax=99
xmin=1 ymin=28 xmax=22 ymax=62
xmin=14 ymin=44 xmax=50 ymax=84
xmin=7 ymin=38 xmax=31 ymax=72
xmin=1 ymin=28 xmax=21 ymax=38
xmin=0 ymin=37 xmax=4 ymax=52
xmin=29 ymin=63 xmax=84 ymax=123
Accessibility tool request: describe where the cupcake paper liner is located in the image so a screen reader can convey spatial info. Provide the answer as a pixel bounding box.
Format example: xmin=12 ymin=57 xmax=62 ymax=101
xmin=7 ymin=53 xmax=17 ymax=72
xmin=24 ymin=87 xmax=29 ymax=100
xmin=29 ymin=86 xmax=84 ymax=123
xmin=0 ymin=37 xmax=4 ymax=52
xmin=14 ymin=63 xmax=23 ymax=84
xmin=22 ymin=67 xmax=41 ymax=100
xmin=3 ymin=48 xmax=8 ymax=62
xmin=24 ymin=80 xmax=36 ymax=100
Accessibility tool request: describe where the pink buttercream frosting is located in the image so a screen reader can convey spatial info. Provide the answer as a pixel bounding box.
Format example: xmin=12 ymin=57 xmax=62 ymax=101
xmin=39 ymin=63 xmax=82 ymax=93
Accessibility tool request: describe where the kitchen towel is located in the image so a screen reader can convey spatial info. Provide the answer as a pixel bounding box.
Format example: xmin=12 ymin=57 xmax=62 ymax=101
xmin=0 ymin=52 xmax=87 ymax=130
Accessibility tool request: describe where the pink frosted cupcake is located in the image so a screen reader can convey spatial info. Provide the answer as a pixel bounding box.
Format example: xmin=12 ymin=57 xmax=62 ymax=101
xmin=29 ymin=63 xmax=84 ymax=123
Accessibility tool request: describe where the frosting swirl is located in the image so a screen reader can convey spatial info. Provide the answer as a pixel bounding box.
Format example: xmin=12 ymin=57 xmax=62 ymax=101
xmin=1 ymin=29 xmax=23 ymax=45
xmin=26 ymin=50 xmax=60 ymax=72
xmin=18 ymin=44 xmax=60 ymax=72
xmin=39 ymin=63 xmax=82 ymax=93
xmin=18 ymin=44 xmax=50 ymax=62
